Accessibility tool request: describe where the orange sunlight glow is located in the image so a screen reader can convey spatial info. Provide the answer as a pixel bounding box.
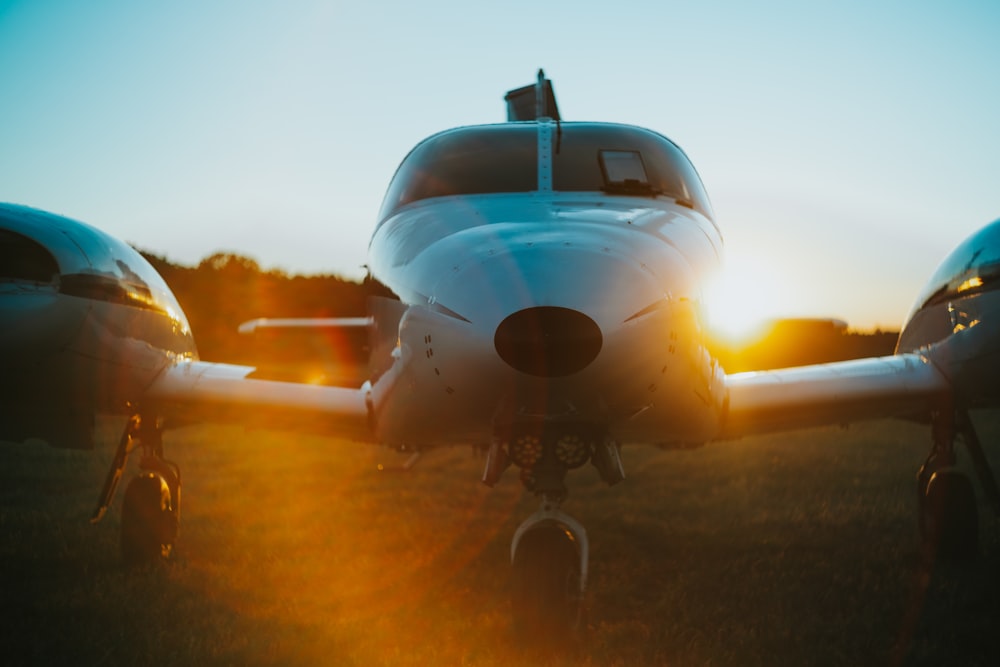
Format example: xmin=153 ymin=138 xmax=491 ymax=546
xmin=703 ymin=253 xmax=800 ymax=346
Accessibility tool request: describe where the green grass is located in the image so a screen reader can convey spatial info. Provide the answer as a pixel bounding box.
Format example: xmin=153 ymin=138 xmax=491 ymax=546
xmin=2 ymin=415 xmax=1000 ymax=666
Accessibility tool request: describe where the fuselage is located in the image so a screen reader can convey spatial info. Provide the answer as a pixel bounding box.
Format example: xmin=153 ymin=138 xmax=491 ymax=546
xmin=364 ymin=121 xmax=727 ymax=448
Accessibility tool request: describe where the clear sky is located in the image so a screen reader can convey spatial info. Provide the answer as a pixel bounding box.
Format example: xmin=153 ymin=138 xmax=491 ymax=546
xmin=1 ymin=0 xmax=998 ymax=330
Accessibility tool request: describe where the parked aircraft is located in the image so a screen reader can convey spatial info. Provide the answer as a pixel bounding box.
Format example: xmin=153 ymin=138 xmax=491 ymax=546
xmin=2 ymin=71 xmax=998 ymax=635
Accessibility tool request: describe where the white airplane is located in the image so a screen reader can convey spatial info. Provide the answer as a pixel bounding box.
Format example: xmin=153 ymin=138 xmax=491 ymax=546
xmin=2 ymin=71 xmax=999 ymax=635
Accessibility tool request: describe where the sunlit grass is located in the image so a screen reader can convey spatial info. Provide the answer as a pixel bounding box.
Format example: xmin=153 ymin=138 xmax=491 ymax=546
xmin=2 ymin=416 xmax=1000 ymax=665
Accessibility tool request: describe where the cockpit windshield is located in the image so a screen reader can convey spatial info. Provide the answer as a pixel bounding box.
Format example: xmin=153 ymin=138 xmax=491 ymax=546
xmin=378 ymin=124 xmax=538 ymax=220
xmin=551 ymin=124 xmax=712 ymax=217
xmin=377 ymin=122 xmax=713 ymax=221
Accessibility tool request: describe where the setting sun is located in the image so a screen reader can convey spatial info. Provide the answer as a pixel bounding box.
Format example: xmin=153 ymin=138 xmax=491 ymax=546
xmin=703 ymin=252 xmax=800 ymax=345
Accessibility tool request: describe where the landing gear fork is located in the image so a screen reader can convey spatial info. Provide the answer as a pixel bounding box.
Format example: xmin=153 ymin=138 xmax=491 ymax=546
xmin=510 ymin=494 xmax=589 ymax=638
xmin=91 ymin=414 xmax=181 ymax=565
xmin=916 ymin=409 xmax=1000 ymax=560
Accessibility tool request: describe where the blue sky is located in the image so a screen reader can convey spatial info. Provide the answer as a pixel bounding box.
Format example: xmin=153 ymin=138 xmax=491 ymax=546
xmin=1 ymin=0 xmax=998 ymax=329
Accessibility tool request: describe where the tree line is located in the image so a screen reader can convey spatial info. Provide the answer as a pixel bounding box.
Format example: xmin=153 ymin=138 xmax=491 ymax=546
xmin=140 ymin=250 xmax=366 ymax=365
xmin=140 ymin=250 xmax=899 ymax=374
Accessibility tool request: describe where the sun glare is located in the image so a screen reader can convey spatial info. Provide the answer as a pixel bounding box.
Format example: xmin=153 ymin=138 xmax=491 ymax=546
xmin=703 ymin=253 xmax=798 ymax=345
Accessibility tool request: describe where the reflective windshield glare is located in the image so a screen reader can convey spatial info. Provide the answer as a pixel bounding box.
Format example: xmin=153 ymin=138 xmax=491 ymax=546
xmin=378 ymin=122 xmax=713 ymax=221
xmin=911 ymin=217 xmax=1000 ymax=313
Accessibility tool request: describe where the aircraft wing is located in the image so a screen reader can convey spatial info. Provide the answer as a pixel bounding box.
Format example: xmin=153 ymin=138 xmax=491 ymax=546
xmin=236 ymin=317 xmax=371 ymax=334
xmin=235 ymin=316 xmax=371 ymax=386
xmin=718 ymin=353 xmax=950 ymax=439
xmin=142 ymin=360 xmax=372 ymax=441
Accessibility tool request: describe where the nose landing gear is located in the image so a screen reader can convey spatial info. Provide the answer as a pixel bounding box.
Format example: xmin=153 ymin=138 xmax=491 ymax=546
xmin=484 ymin=425 xmax=623 ymax=638
xmin=916 ymin=410 xmax=1000 ymax=560
xmin=91 ymin=414 xmax=180 ymax=567
xmin=120 ymin=463 xmax=180 ymax=565
xmin=510 ymin=496 xmax=588 ymax=639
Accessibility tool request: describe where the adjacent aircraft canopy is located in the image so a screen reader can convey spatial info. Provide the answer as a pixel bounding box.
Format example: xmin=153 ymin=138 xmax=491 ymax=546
xmin=910 ymin=217 xmax=1000 ymax=315
xmin=0 ymin=203 xmax=192 ymax=332
xmin=378 ymin=122 xmax=713 ymax=221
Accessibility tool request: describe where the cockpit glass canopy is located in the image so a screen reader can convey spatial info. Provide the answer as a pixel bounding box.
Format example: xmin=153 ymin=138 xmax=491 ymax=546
xmin=552 ymin=125 xmax=712 ymax=217
xmin=378 ymin=124 xmax=537 ymax=221
xmin=912 ymin=217 xmax=1000 ymax=313
xmin=378 ymin=122 xmax=713 ymax=221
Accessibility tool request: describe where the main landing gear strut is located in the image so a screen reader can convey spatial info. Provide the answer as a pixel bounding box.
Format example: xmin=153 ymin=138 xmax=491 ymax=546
xmin=91 ymin=414 xmax=180 ymax=566
xmin=916 ymin=409 xmax=1000 ymax=560
xmin=483 ymin=426 xmax=625 ymax=638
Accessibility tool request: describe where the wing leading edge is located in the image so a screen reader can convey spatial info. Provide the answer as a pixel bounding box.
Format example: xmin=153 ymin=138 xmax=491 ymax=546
xmin=143 ymin=360 xmax=372 ymax=441
xmin=719 ymin=353 xmax=950 ymax=440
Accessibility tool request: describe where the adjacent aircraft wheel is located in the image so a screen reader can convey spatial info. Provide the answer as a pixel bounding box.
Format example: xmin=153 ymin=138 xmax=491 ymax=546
xmin=121 ymin=472 xmax=177 ymax=567
xmin=511 ymin=525 xmax=582 ymax=641
xmin=920 ymin=470 xmax=979 ymax=561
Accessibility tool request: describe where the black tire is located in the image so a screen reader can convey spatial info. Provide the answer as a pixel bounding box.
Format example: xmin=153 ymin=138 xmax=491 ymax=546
xmin=121 ymin=473 xmax=176 ymax=567
xmin=921 ymin=470 xmax=979 ymax=561
xmin=511 ymin=525 xmax=582 ymax=641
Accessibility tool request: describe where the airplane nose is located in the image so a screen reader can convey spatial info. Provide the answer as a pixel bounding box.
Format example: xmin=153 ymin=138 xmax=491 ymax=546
xmin=494 ymin=306 xmax=603 ymax=377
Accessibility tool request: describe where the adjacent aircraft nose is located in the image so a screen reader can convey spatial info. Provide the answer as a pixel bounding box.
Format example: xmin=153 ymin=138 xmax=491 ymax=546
xmin=494 ymin=306 xmax=603 ymax=377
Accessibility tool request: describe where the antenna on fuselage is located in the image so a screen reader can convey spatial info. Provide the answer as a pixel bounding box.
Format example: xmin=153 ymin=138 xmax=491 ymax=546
xmin=535 ymin=68 xmax=546 ymax=119
xmin=504 ymin=69 xmax=561 ymax=121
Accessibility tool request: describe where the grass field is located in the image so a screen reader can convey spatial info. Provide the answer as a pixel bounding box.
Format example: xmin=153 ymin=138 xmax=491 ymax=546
xmin=2 ymin=415 xmax=1000 ymax=666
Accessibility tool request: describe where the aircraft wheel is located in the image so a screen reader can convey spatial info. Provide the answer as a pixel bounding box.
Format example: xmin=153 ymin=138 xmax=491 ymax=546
xmin=121 ymin=472 xmax=177 ymax=567
xmin=920 ymin=470 xmax=979 ymax=560
xmin=511 ymin=525 xmax=582 ymax=641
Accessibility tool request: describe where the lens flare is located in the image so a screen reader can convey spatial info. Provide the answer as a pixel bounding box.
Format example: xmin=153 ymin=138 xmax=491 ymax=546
xmin=703 ymin=253 xmax=798 ymax=345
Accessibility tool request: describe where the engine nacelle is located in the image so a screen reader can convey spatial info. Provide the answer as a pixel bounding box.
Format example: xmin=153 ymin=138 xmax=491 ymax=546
xmin=898 ymin=218 xmax=1000 ymax=404
xmin=898 ymin=217 xmax=1000 ymax=353
xmin=1 ymin=204 xmax=198 ymax=446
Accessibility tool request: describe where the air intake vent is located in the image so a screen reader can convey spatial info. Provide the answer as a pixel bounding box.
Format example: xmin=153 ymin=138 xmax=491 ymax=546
xmin=494 ymin=307 xmax=602 ymax=377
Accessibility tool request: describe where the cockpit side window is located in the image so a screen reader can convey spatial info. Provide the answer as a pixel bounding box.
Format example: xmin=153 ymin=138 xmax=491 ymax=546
xmin=0 ymin=230 xmax=59 ymax=283
xmin=378 ymin=124 xmax=538 ymax=221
